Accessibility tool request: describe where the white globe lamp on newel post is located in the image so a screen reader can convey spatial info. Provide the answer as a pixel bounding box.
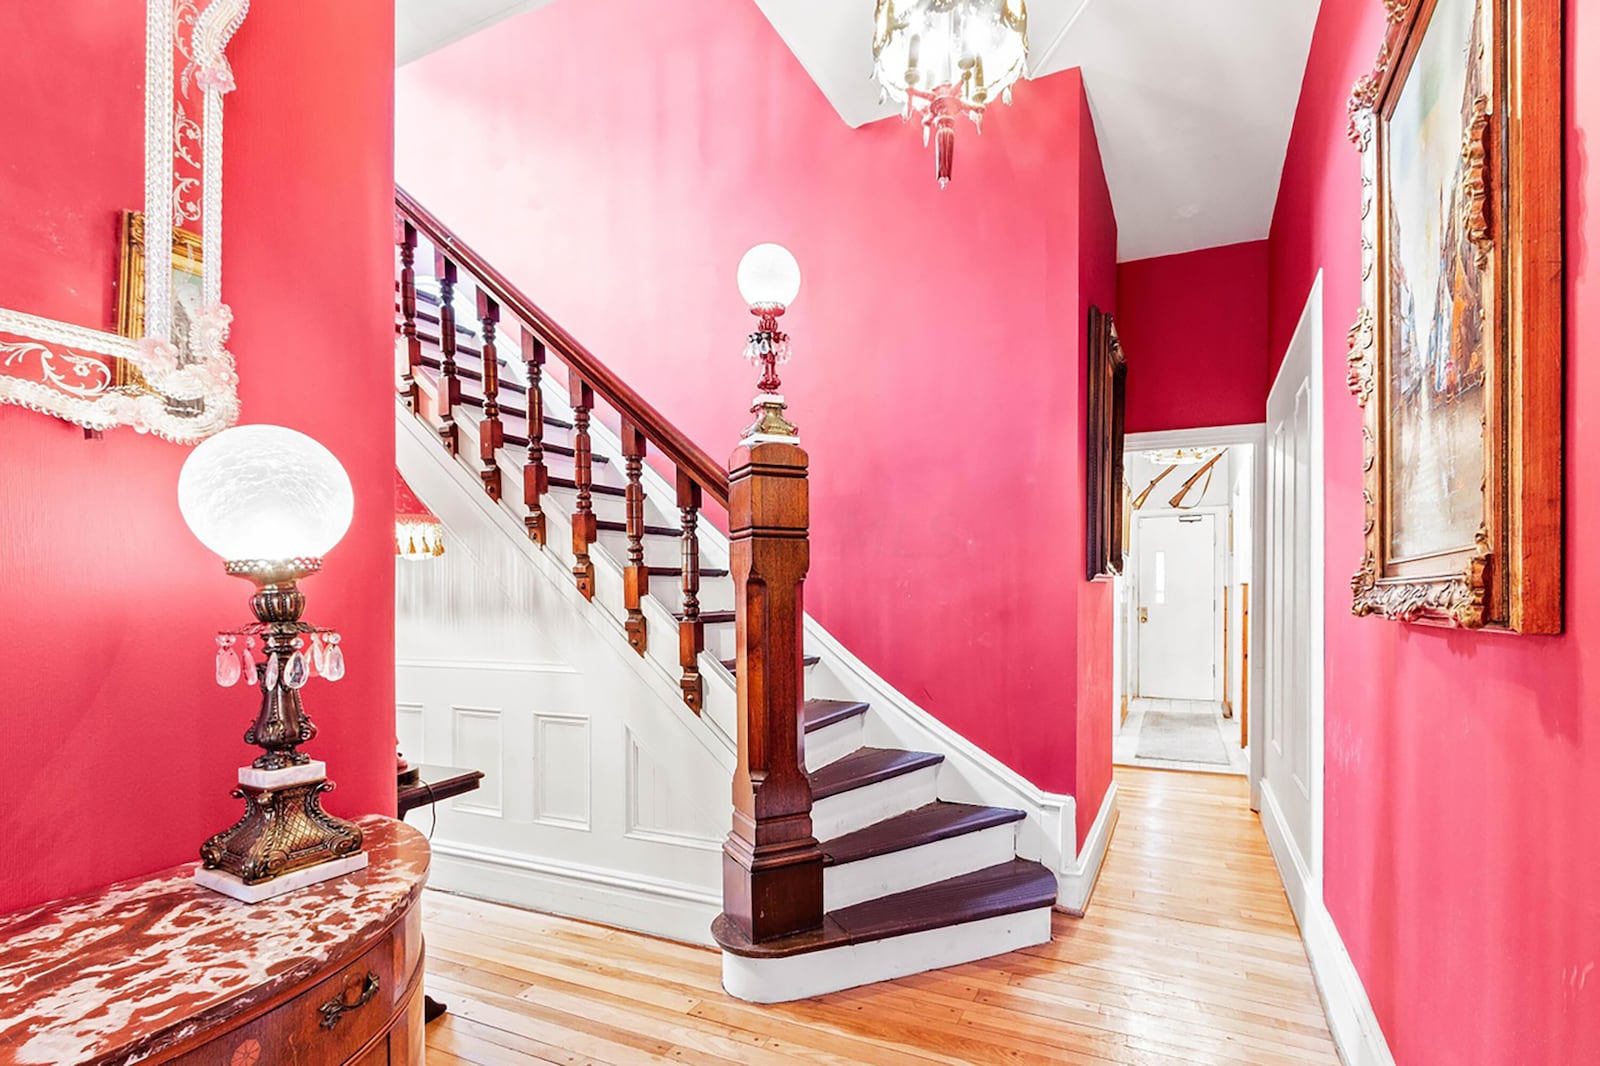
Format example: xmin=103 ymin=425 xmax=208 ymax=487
xmin=178 ymin=424 xmax=367 ymax=901
xmin=738 ymin=243 xmax=802 ymax=444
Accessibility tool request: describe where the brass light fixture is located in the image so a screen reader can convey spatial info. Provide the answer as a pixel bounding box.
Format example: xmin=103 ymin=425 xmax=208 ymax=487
xmin=872 ymin=0 xmax=1030 ymax=187
xmin=179 ymin=424 xmax=366 ymax=902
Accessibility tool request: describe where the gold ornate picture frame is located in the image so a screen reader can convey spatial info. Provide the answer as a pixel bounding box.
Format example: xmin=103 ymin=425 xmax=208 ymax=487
xmin=117 ymin=210 xmax=203 ymax=355
xmin=1345 ymin=0 xmax=1562 ymax=632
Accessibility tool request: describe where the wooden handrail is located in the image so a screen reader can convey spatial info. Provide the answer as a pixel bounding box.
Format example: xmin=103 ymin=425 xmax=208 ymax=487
xmin=396 ymin=186 xmax=730 ymax=508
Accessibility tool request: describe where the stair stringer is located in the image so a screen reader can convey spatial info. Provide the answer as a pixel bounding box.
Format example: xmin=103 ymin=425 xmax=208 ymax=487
xmin=397 ymin=402 xmax=736 ymax=946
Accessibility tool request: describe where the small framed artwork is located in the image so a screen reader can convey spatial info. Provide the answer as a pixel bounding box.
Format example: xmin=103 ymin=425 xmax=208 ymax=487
xmin=1345 ymin=0 xmax=1562 ymax=632
xmin=1086 ymin=305 xmax=1127 ymax=581
xmin=117 ymin=210 xmax=205 ymax=360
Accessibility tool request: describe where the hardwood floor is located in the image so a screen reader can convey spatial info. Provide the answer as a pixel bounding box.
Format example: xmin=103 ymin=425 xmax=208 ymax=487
xmin=421 ymin=768 xmax=1337 ymax=1064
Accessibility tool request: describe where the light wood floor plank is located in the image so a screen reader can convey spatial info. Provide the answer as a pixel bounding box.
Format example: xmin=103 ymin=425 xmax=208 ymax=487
xmin=422 ymin=767 xmax=1338 ymax=1063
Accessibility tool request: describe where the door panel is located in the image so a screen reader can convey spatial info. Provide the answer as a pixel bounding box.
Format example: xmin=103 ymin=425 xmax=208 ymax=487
xmin=1264 ymin=334 xmax=1316 ymax=879
xmin=1136 ymin=513 xmax=1217 ymax=700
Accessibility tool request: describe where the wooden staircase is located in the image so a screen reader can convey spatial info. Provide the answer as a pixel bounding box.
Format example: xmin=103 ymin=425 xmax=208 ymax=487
xmin=394 ymin=188 xmax=1058 ymax=1002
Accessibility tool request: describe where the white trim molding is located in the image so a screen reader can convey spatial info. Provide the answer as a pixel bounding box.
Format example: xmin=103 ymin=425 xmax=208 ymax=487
xmin=1302 ymin=902 xmax=1397 ymax=1066
xmin=1056 ymin=781 xmax=1118 ymax=915
xmin=426 ymin=840 xmax=721 ymax=947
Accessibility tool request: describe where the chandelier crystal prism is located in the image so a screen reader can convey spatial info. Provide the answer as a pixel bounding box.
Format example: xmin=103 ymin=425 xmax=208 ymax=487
xmin=872 ymin=0 xmax=1029 ymax=188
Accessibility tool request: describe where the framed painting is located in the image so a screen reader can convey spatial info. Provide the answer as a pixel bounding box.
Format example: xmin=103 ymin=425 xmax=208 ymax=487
xmin=1345 ymin=0 xmax=1562 ymax=632
xmin=1086 ymin=306 xmax=1127 ymax=581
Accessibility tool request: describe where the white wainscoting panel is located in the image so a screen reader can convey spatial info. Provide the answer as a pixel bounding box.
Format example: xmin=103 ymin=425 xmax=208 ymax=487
xmin=450 ymin=706 xmax=505 ymax=817
xmin=398 ymin=416 xmax=732 ymax=944
xmin=396 ymin=701 xmax=425 ymax=766
xmin=532 ymin=713 xmax=591 ymax=830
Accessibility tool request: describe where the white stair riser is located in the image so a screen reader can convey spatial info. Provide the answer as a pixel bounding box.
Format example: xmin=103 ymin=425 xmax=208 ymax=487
xmin=823 ymin=822 xmax=1019 ymax=911
xmin=647 ymin=575 xmax=736 ymax=615
xmin=596 ymin=530 xmax=685 ymax=569
xmin=811 ymin=765 xmax=939 ymax=840
xmin=720 ymin=907 xmax=1053 ymax=1003
xmin=804 ymin=716 xmax=865 ymax=773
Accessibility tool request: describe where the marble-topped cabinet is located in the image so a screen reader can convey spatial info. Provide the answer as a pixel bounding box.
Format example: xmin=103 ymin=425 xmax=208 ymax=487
xmin=0 ymin=816 xmax=429 ymax=1065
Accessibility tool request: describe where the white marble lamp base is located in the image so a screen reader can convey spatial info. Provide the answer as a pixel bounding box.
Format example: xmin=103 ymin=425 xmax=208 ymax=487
xmin=195 ymin=852 xmax=369 ymax=903
xmin=194 ymin=759 xmax=368 ymax=902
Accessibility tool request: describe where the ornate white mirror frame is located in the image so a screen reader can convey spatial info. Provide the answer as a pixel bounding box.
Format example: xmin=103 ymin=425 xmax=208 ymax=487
xmin=0 ymin=0 xmax=250 ymax=443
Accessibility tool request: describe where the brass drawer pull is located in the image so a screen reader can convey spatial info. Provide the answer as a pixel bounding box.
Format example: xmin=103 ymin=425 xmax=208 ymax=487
xmin=318 ymin=970 xmax=380 ymax=1030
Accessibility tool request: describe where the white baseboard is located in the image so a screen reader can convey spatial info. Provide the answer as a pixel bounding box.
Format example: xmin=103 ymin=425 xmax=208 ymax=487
xmin=426 ymin=838 xmax=720 ymax=947
xmin=1260 ymin=782 xmax=1394 ymax=1066
xmin=1055 ymin=781 xmax=1118 ymax=915
xmin=1303 ymin=900 xmax=1397 ymax=1066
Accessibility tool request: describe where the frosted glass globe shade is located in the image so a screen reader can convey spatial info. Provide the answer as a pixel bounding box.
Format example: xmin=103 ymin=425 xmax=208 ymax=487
xmin=737 ymin=243 xmax=801 ymax=309
xmin=178 ymin=424 xmax=355 ymax=562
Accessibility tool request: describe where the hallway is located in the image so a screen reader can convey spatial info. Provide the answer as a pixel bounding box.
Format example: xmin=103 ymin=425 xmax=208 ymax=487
xmin=418 ymin=768 xmax=1337 ymax=1064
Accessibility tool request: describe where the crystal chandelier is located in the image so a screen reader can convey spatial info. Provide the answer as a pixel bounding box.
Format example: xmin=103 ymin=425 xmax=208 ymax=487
xmin=872 ymin=0 xmax=1029 ymax=188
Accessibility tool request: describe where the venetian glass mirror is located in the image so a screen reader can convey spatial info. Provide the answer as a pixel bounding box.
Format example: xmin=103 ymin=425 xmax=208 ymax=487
xmin=0 ymin=0 xmax=250 ymax=442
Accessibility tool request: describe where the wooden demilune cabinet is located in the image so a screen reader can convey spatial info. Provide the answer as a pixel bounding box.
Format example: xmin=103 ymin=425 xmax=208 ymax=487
xmin=0 ymin=817 xmax=429 ymax=1065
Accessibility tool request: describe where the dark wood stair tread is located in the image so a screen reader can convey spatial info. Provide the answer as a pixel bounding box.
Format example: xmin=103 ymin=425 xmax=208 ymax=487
xmin=712 ymin=859 xmax=1056 ymax=959
xmin=675 ymin=610 xmax=736 ymax=624
xmin=829 ymin=860 xmax=1056 ymax=945
xmin=803 ymin=699 xmax=869 ymax=734
xmin=598 ymin=519 xmax=680 ymax=537
xmin=548 ymin=474 xmax=627 ymax=497
xmin=720 ymin=654 xmax=820 ymax=673
xmin=821 ymin=802 xmax=1025 ymax=867
xmin=807 ymin=747 xmax=943 ymax=801
xmin=646 ymin=564 xmax=730 ymax=578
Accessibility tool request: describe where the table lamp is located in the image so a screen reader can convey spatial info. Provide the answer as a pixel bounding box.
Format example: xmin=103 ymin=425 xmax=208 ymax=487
xmin=179 ymin=424 xmax=367 ymax=901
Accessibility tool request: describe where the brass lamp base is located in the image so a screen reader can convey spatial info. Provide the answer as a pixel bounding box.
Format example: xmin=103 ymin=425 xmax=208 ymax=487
xmin=199 ymin=767 xmax=365 ymax=899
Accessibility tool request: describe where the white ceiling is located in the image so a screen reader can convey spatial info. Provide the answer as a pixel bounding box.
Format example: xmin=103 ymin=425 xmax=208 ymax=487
xmin=754 ymin=0 xmax=1323 ymax=262
xmin=395 ymin=0 xmax=556 ymax=66
xmin=398 ymin=0 xmax=1322 ymax=262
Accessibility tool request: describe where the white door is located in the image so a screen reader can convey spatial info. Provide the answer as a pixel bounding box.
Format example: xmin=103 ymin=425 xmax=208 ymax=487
xmin=1261 ymin=277 xmax=1323 ymax=919
xmin=1136 ymin=513 xmax=1217 ymax=699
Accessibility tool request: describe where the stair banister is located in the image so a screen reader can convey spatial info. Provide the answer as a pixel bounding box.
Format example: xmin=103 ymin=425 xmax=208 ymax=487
xmin=394 ymin=186 xmax=730 ymax=509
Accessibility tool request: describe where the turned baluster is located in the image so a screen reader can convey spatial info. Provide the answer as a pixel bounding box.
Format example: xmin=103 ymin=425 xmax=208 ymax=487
xmin=521 ymin=326 xmax=549 ymax=545
xmin=434 ymin=250 xmax=461 ymax=455
xmin=621 ymin=419 xmax=649 ymax=654
xmin=476 ymin=289 xmax=504 ymax=501
xmin=677 ymin=470 xmax=704 ymax=713
xmin=397 ymin=217 xmax=422 ymax=409
xmin=569 ymin=376 xmax=597 ymax=599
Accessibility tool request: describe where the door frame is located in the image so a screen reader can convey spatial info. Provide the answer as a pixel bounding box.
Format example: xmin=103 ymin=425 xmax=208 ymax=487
xmin=1259 ymin=271 xmax=1326 ymax=914
xmin=1130 ymin=504 xmax=1228 ymax=703
xmin=1125 ymin=422 xmax=1267 ymax=804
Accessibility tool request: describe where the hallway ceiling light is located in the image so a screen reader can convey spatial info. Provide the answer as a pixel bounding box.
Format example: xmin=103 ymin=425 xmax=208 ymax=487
xmin=871 ymin=0 xmax=1029 ymax=188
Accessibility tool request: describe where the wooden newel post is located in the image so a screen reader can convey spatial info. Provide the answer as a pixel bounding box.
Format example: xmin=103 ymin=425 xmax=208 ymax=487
xmin=721 ymin=440 xmax=823 ymax=945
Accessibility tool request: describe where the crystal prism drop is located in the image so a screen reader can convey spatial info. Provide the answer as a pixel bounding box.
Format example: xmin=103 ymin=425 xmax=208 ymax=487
xmin=309 ymin=633 xmax=326 ymax=676
xmin=284 ymin=651 xmax=310 ymax=690
xmin=216 ymin=645 xmax=240 ymax=687
xmin=264 ymin=652 xmax=280 ymax=690
xmin=238 ymin=644 xmax=255 ymax=684
xmin=325 ymin=645 xmax=346 ymax=682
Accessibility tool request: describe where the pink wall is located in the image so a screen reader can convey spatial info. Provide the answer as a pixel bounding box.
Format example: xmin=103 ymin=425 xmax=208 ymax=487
xmin=1075 ymin=95 xmax=1119 ymax=840
xmin=397 ymin=0 xmax=1117 ymax=821
xmin=1118 ymin=241 xmax=1271 ymax=434
xmin=0 ymin=1 xmax=397 ymax=915
xmin=0 ymin=1 xmax=143 ymax=331
xmin=1269 ymin=2 xmax=1600 ymax=1061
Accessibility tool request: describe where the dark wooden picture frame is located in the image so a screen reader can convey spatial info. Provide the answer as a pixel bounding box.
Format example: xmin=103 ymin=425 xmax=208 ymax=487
xmin=1345 ymin=0 xmax=1562 ymax=632
xmin=1086 ymin=306 xmax=1127 ymax=581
